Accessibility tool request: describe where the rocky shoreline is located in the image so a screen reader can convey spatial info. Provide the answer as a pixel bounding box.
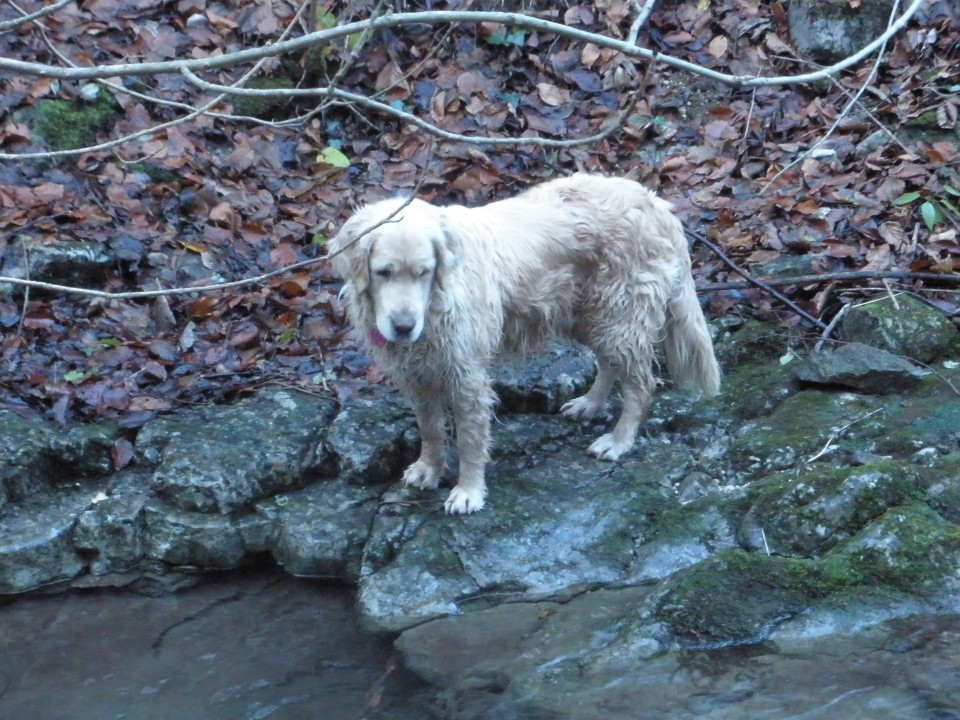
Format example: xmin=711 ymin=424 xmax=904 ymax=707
xmin=3 ymin=293 xmax=960 ymax=715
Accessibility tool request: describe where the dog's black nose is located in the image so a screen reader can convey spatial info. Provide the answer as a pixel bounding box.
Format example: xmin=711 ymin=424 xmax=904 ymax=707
xmin=392 ymin=318 xmax=417 ymax=338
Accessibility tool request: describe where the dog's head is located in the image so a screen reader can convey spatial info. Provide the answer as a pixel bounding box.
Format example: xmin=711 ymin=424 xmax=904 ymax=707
xmin=329 ymin=197 xmax=458 ymax=345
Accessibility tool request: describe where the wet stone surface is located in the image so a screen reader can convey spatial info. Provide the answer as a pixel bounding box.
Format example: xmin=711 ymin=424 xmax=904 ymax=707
xmin=2 ymin=314 xmax=960 ymax=718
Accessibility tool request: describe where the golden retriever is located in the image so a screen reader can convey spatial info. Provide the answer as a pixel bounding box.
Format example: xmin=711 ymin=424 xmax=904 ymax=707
xmin=329 ymin=174 xmax=720 ymax=514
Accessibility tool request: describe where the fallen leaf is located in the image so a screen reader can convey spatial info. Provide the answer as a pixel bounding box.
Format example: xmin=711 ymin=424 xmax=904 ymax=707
xmin=317 ymin=147 xmax=350 ymax=168
xmin=536 ymin=82 xmax=571 ymax=107
xmin=112 ymin=438 xmax=134 ymax=469
xmin=708 ymin=36 xmax=729 ymax=58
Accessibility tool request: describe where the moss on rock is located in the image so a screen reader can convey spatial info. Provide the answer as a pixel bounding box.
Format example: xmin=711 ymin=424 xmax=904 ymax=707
xmin=33 ymin=92 xmax=122 ymax=151
xmin=826 ymin=502 xmax=960 ymax=595
xmin=728 ymin=390 xmax=885 ymax=472
xmin=232 ymin=77 xmax=295 ymax=119
xmin=739 ymin=461 xmax=926 ymax=557
xmin=656 ymin=550 xmax=829 ymax=647
xmin=837 ymin=294 xmax=960 ymax=363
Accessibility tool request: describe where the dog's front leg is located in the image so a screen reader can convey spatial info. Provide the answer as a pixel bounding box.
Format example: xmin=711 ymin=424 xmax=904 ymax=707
xmin=402 ymin=392 xmax=447 ymax=492
xmin=445 ymin=371 xmax=495 ymax=514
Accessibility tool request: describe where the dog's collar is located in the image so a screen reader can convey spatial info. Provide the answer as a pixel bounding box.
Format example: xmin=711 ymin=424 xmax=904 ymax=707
xmin=370 ymin=328 xmax=387 ymax=348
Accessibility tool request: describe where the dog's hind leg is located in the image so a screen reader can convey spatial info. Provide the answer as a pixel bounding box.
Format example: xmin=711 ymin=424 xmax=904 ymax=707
xmin=402 ymin=394 xmax=447 ymax=491
xmin=561 ymin=356 xmax=617 ymax=420
xmin=587 ymin=363 xmax=654 ymax=461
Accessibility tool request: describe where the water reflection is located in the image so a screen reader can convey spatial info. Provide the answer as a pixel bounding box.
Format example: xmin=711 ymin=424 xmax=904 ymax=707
xmin=2 ymin=570 xmax=959 ymax=720
xmin=0 ymin=569 xmax=431 ymax=720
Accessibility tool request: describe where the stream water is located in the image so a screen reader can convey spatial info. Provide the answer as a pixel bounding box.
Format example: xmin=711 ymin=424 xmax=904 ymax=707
xmin=1 ymin=568 xmax=959 ymax=720
xmin=0 ymin=568 xmax=433 ymax=720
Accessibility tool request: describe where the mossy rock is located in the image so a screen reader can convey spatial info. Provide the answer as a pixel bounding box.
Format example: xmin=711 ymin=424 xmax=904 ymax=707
xmin=128 ymin=162 xmax=180 ymax=184
xmin=738 ymin=461 xmax=926 ymax=558
xmin=837 ymin=294 xmax=960 ymax=363
xmin=232 ymin=77 xmax=296 ymax=119
xmin=867 ymin=374 xmax=960 ymax=457
xmin=33 ymin=91 xmax=122 ymax=151
xmin=788 ymin=0 xmax=894 ymax=63
xmin=728 ymin=390 xmax=885 ymax=472
xmin=655 ymin=550 xmax=828 ymax=647
xmin=655 ymin=499 xmax=960 ymax=646
xmin=823 ymin=502 xmax=960 ymax=596
xmin=925 ymin=455 xmax=960 ymax=524
xmin=714 ymin=319 xmax=791 ymax=368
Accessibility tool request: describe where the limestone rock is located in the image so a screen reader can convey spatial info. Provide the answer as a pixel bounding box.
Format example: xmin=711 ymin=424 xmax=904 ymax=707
xmin=788 ymin=0 xmax=895 ymax=63
xmin=142 ymin=388 xmax=337 ymax=513
xmin=493 ymin=341 xmax=595 ymax=413
xmin=357 ymin=438 xmax=693 ymax=632
xmin=142 ymin=500 xmax=250 ymax=569
xmin=72 ymin=469 xmax=151 ymax=576
xmin=259 ymin=481 xmax=383 ymax=582
xmin=837 ymin=294 xmax=959 ymax=363
xmin=325 ymin=397 xmax=416 ymax=485
xmin=794 ymin=342 xmax=925 ymax=393
xmin=0 ymin=236 xmax=113 ymax=295
xmin=0 ymin=487 xmax=97 ymax=593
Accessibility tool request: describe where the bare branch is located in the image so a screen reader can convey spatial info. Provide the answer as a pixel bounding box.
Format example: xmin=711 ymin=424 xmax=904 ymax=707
xmin=0 ymin=3 xmax=926 ymax=88
xmin=0 ymin=0 xmax=71 ymax=32
xmin=181 ymin=65 xmax=639 ymax=148
xmin=699 ymin=270 xmax=960 ymax=292
xmin=628 ymin=0 xmax=658 ymax=45
xmin=761 ymin=0 xmax=903 ymax=193
xmin=689 ymin=228 xmax=829 ymax=330
xmin=0 ymin=151 xmax=439 ymax=302
xmin=0 ymin=2 xmax=927 ymax=160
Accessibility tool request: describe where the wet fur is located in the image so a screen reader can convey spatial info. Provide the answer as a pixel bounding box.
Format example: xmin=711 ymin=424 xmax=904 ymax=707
xmin=329 ymin=174 xmax=720 ymax=514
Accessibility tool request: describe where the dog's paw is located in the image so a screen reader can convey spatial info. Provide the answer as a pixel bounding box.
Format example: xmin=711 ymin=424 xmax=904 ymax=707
xmin=587 ymin=433 xmax=632 ymax=461
xmin=444 ymin=485 xmax=486 ymax=514
xmin=402 ymin=460 xmax=441 ymax=490
xmin=561 ymin=395 xmax=605 ymax=420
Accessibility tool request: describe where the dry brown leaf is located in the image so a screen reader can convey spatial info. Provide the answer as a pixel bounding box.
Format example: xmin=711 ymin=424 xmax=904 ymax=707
xmin=536 ymin=82 xmax=571 ymax=107
xmin=581 ymin=43 xmax=601 ymax=68
xmin=877 ymin=221 xmax=904 ymax=247
xmin=708 ymin=36 xmax=729 ymax=58
xmin=765 ymin=32 xmax=793 ymax=54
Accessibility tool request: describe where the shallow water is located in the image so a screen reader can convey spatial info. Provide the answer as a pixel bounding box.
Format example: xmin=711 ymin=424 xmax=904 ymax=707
xmin=2 ymin=570 xmax=959 ymax=720
xmin=599 ymin=616 xmax=960 ymax=720
xmin=0 ymin=569 xmax=433 ymax=720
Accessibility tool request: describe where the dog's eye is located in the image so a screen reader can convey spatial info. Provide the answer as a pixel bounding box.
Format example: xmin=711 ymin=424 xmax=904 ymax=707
xmin=374 ymin=268 xmax=393 ymax=279
xmin=418 ymin=268 xmax=433 ymax=278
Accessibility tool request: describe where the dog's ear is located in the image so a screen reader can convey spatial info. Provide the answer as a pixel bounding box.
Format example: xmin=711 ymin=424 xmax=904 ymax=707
xmin=328 ymin=213 xmax=373 ymax=297
xmin=433 ymin=213 xmax=461 ymax=283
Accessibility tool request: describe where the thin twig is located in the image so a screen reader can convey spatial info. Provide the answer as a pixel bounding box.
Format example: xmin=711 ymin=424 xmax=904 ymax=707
xmin=813 ymin=302 xmax=850 ymax=352
xmin=760 ymin=0 xmax=902 ymax=194
xmin=803 ymin=408 xmax=884 ymax=465
xmin=0 ymin=3 xmax=926 ymax=161
xmin=0 ymin=153 xmax=436 ymax=302
xmin=742 ymin=72 xmax=761 ymax=148
xmin=1 ymin=0 xmax=315 ymax=161
xmin=913 ymin=360 xmax=960 ymax=398
xmin=180 ymin=66 xmax=640 ymax=148
xmin=16 ymin=243 xmax=30 ymax=337
xmin=689 ymin=229 xmax=829 ymax=330
xmin=628 ymin=0 xmax=657 ymax=45
xmin=699 ymin=270 xmax=960 ymax=291
xmin=0 ymin=0 xmax=71 ymax=31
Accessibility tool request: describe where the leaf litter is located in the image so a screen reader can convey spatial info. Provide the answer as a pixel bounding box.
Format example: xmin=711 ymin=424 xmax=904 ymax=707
xmin=0 ymin=0 xmax=958 ymax=428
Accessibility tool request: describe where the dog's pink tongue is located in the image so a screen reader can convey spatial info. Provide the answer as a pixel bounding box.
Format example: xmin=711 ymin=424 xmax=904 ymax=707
xmin=370 ymin=328 xmax=387 ymax=348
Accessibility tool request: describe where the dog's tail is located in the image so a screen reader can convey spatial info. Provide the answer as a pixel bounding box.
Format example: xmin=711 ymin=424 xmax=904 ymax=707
xmin=663 ymin=274 xmax=721 ymax=397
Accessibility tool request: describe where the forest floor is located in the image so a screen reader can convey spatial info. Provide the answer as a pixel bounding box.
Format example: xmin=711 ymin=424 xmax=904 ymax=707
xmin=0 ymin=0 xmax=958 ymax=430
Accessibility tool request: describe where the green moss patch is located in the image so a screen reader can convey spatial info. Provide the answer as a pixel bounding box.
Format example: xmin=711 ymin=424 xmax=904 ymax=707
xmin=33 ymin=93 xmax=122 ymax=151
